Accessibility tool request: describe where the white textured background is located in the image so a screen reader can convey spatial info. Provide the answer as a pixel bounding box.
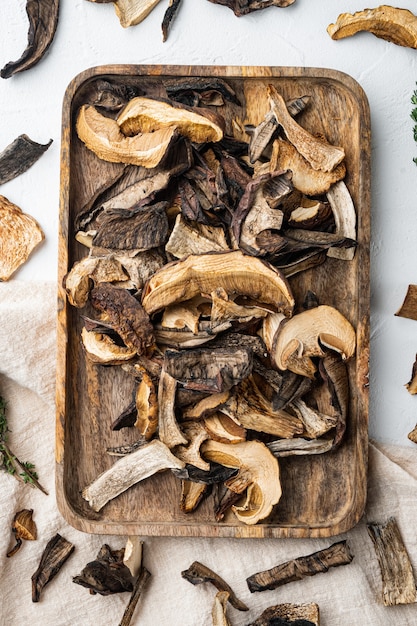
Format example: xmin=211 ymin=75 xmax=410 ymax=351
xmin=1 ymin=0 xmax=417 ymax=447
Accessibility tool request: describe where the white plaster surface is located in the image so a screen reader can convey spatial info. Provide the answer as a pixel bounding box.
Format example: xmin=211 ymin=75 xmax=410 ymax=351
xmin=0 ymin=0 xmax=416 ymax=447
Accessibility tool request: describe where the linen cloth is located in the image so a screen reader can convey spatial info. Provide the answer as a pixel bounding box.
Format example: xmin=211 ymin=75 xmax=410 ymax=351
xmin=1 ymin=281 xmax=417 ymax=626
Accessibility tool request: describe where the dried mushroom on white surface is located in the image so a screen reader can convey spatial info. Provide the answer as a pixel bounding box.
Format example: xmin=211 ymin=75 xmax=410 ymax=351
xmin=64 ymin=75 xmax=358 ymax=526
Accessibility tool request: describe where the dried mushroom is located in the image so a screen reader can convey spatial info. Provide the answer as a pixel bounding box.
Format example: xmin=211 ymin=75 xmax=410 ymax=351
xmin=212 ymin=591 xmax=232 ymax=626
xmin=0 ymin=135 xmax=52 ymax=185
xmin=1 ymin=0 xmax=59 ymax=79
xmin=81 ymin=327 xmax=137 ymax=364
xmin=32 ymin=534 xmax=75 ymax=602
xmin=7 ymin=509 xmax=37 ymax=558
xmin=114 ymin=0 xmax=163 ymax=27
xmin=0 ymin=195 xmax=44 ymax=281
xmin=202 ymin=439 xmax=281 ymax=524
xmin=207 ymin=0 xmax=296 ymax=17
xmin=248 ymin=602 xmax=319 ymax=626
xmin=73 ymin=544 xmax=134 ymax=595
xmin=327 ymin=5 xmax=417 ymax=49
xmin=181 ymin=560 xmax=248 ymax=611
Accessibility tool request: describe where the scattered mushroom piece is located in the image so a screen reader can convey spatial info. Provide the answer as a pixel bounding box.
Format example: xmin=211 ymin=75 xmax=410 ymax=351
xmin=212 ymin=591 xmax=232 ymax=626
xmin=405 ymin=355 xmax=417 ymax=395
xmin=288 ymin=197 xmax=333 ymax=230
xmin=0 ymin=195 xmax=44 ymax=281
xmin=270 ymin=138 xmax=346 ymax=196
xmin=7 ymin=509 xmax=37 ymax=558
xmin=203 ymin=412 xmax=247 ymax=444
xmin=1 ymin=0 xmax=59 ymax=79
xmin=73 ymin=544 xmax=134 ymax=595
xmin=326 ymin=181 xmax=356 ymax=260
xmin=395 ymin=284 xmax=417 ymax=321
xmin=181 ymin=560 xmax=249 ymax=611
xmin=367 ymin=517 xmax=417 ymax=606
xmin=0 ymin=135 xmax=52 ymax=184
xmin=32 ymin=534 xmax=75 ymax=602
xmin=271 ymin=305 xmax=356 ymax=378
xmin=141 ymin=250 xmax=295 ymax=317
xmin=164 ymin=77 xmax=241 ymax=107
xmin=268 ymin=86 xmax=345 ymax=172
xmin=117 ymin=97 xmax=224 ymax=143
xmin=76 ymin=105 xmax=177 ymax=168
xmin=408 ymin=424 xmax=417 ymax=443
xmin=207 ymin=0 xmax=296 ymax=17
xmin=248 ymin=602 xmax=320 ymax=626
xmin=210 ymin=287 xmax=269 ymax=332
xmin=267 ymin=437 xmax=333 ymax=457
xmin=327 ymin=5 xmax=417 ymax=50
xmin=123 ymin=537 xmax=143 ymax=578
xmin=162 ymin=0 xmax=183 ymax=41
xmin=290 ymin=397 xmax=338 ymax=439
xmin=246 ymin=540 xmax=353 ymax=592
xmin=162 ymin=297 xmax=205 ymax=334
xmin=165 ymin=214 xmax=230 ymax=258
xmin=82 ymin=439 xmax=185 ymax=512
xmin=113 ymin=0 xmax=163 ymax=27
xmin=202 ymin=439 xmax=282 ymax=525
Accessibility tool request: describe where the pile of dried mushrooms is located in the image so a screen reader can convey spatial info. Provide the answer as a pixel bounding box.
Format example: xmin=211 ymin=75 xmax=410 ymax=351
xmin=64 ymin=75 xmax=357 ymax=525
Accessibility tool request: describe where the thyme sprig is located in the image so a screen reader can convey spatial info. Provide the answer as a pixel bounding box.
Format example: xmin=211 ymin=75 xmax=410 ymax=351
xmin=411 ymin=84 xmax=417 ymax=165
xmin=0 ymin=395 xmax=48 ymax=494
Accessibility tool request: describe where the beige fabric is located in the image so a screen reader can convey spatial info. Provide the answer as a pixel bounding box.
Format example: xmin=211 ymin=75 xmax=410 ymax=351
xmin=1 ymin=281 xmax=417 ymax=625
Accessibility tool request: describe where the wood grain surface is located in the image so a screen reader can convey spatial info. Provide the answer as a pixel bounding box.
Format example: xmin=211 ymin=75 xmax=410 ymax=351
xmin=56 ymin=65 xmax=370 ymax=538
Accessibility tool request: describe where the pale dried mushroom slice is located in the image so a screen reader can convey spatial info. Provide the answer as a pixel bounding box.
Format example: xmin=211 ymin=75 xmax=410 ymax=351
xmin=210 ymin=287 xmax=269 ymax=333
xmin=0 ymin=195 xmax=44 ymax=281
xmin=395 ymin=284 xmax=417 ymax=321
xmin=173 ymin=421 xmax=210 ymax=470
xmin=327 ymin=5 xmax=417 ymax=49
xmin=165 ymin=214 xmax=230 ymax=258
xmin=272 ymin=305 xmax=356 ymax=377
xmin=81 ymin=327 xmax=137 ymax=364
xmin=326 ymin=181 xmax=356 ymax=260
xmin=212 ymin=591 xmax=232 ymax=626
xmin=270 ymin=138 xmax=346 ymax=196
xmin=201 ymin=439 xmax=281 ymax=525
xmin=141 ymin=250 xmax=295 ymax=317
xmin=117 ymin=97 xmax=224 ymax=143
xmin=135 ymin=370 xmax=158 ymax=440
xmin=114 ymin=0 xmax=163 ymax=27
xmin=64 ymin=256 xmax=129 ymax=307
xmin=82 ymin=439 xmax=185 ymax=512
xmin=268 ymin=85 xmax=345 ymax=172
xmin=180 ymin=480 xmax=208 ymax=513
xmin=158 ymin=368 xmax=188 ymax=448
xmin=290 ymin=397 xmax=338 ymax=439
xmin=76 ymin=105 xmax=177 ymax=168
xmin=203 ymin=412 xmax=247 ymax=444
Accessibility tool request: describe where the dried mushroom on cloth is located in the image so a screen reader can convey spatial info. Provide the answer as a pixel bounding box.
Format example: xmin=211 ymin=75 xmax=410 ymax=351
xmin=66 ymin=75 xmax=357 ymax=525
xmin=0 ymin=195 xmax=44 ymax=281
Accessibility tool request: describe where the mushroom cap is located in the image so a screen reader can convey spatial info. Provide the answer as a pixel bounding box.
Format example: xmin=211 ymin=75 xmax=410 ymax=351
xmin=81 ymin=327 xmax=137 ymax=364
xmin=272 ymin=304 xmax=356 ymax=377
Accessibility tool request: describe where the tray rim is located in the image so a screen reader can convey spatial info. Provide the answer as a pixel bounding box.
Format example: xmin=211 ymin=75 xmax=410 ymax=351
xmin=56 ymin=63 xmax=370 ymax=538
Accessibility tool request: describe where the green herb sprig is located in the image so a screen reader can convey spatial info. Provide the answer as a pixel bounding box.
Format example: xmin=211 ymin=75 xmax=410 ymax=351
xmin=411 ymin=84 xmax=417 ymax=165
xmin=0 ymin=395 xmax=48 ymax=494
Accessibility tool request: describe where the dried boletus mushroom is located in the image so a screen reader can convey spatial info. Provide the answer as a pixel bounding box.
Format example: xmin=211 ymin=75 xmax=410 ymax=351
xmin=271 ymin=304 xmax=356 ymax=377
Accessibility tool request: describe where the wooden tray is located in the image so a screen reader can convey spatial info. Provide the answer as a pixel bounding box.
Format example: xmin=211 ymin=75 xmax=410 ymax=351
xmin=56 ymin=65 xmax=370 ymax=538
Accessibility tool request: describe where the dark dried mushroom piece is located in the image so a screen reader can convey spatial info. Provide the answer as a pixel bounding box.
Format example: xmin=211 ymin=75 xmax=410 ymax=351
xmin=164 ymin=77 xmax=241 ymax=106
xmin=0 ymin=135 xmax=52 ymax=185
xmin=1 ymin=0 xmax=59 ymax=79
xmin=73 ymin=544 xmax=134 ymax=595
xmin=90 ymin=282 xmax=155 ymax=355
xmin=207 ymin=0 xmax=296 ymax=17
xmin=395 ymin=284 xmax=417 ymax=321
xmin=7 ymin=509 xmax=37 ymax=558
xmin=248 ymin=602 xmax=319 ymax=626
xmin=367 ymin=517 xmax=417 ymax=605
xmin=246 ymin=540 xmax=353 ymax=593
xmin=162 ymin=0 xmax=183 ymax=41
xmin=181 ymin=560 xmax=248 ymax=611
xmin=406 ymin=354 xmax=417 ymax=395
xmin=32 ymin=534 xmax=75 ymax=602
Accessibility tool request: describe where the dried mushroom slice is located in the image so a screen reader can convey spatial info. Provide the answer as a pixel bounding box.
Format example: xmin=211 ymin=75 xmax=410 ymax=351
xmin=326 ymin=181 xmax=356 ymax=260
xmin=249 ymin=602 xmax=320 ymax=626
xmin=207 ymin=0 xmax=296 ymax=17
xmin=272 ymin=305 xmax=356 ymax=377
xmin=141 ymin=250 xmax=295 ymax=316
xmin=64 ymin=256 xmax=129 ymax=307
xmin=327 ymin=5 xmax=417 ymax=49
xmin=0 ymin=195 xmax=44 ymax=281
xmin=268 ymin=86 xmax=345 ymax=172
xmin=0 ymin=135 xmax=52 ymax=185
xmin=76 ymin=105 xmax=177 ymax=168
xmin=114 ymin=0 xmax=163 ymax=27
xmin=1 ymin=0 xmax=59 ymax=79
xmin=201 ymin=439 xmax=281 ymax=525
xmin=117 ymin=97 xmax=224 ymax=143
xmin=81 ymin=327 xmax=137 ymax=364
xmin=181 ymin=561 xmax=248 ymax=611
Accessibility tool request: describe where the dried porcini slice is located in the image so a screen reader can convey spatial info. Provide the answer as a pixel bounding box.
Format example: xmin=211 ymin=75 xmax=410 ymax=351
xmin=114 ymin=0 xmax=163 ymax=28
xmin=0 ymin=135 xmax=52 ymax=185
xmin=246 ymin=540 xmax=353 ymax=592
xmin=181 ymin=560 xmax=249 ymax=611
xmin=32 ymin=534 xmax=75 ymax=602
xmin=0 ymin=195 xmax=44 ymax=281
xmin=1 ymin=0 xmax=60 ymax=79
xmin=327 ymin=5 xmax=417 ymax=49
xmin=248 ymin=602 xmax=320 ymax=626
xmin=73 ymin=544 xmax=135 ymax=595
xmin=162 ymin=0 xmax=183 ymax=41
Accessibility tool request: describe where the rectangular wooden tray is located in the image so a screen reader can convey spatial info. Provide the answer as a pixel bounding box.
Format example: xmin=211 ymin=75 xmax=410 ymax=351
xmin=56 ymin=65 xmax=370 ymax=538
